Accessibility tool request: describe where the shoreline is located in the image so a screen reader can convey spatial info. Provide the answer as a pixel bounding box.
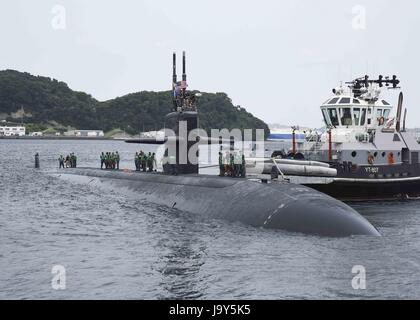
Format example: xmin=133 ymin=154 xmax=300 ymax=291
xmin=0 ymin=136 xmax=130 ymax=141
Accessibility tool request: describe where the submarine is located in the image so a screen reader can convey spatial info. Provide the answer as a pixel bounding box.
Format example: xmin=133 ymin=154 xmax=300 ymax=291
xmin=55 ymin=52 xmax=380 ymax=237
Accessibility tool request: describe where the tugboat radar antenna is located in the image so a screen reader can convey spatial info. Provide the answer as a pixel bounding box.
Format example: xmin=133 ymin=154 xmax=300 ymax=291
xmin=346 ymin=75 xmax=400 ymax=89
xmin=345 ymin=75 xmax=400 ymax=98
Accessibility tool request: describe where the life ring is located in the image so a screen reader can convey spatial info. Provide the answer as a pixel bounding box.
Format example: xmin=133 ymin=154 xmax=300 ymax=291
xmin=387 ymin=152 xmax=395 ymax=165
xmin=378 ymin=117 xmax=385 ymax=126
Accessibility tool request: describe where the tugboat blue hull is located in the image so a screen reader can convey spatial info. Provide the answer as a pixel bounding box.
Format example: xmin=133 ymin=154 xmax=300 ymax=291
xmin=55 ymin=168 xmax=380 ymax=237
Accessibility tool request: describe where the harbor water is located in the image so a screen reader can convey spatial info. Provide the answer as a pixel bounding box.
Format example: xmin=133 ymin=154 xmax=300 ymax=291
xmin=1 ymin=139 xmax=420 ymax=299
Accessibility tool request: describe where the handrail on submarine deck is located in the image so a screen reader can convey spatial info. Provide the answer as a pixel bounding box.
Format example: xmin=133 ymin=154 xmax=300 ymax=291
xmin=271 ymin=157 xmax=287 ymax=182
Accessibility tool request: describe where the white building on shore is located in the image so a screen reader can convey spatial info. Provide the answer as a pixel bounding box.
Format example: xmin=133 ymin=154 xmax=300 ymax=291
xmin=64 ymin=129 xmax=104 ymax=137
xmin=0 ymin=125 xmax=26 ymax=136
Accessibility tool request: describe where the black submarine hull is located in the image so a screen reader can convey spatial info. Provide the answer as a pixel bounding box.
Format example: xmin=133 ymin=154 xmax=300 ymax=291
xmin=55 ymin=168 xmax=380 ymax=237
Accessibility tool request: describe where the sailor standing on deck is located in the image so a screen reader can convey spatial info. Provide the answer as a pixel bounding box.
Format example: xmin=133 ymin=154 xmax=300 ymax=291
xmin=69 ymin=153 xmax=74 ymax=168
xmin=224 ymin=151 xmax=230 ymax=176
xmin=100 ymin=152 xmax=105 ymax=169
xmin=218 ymin=152 xmax=224 ymax=176
xmin=234 ymin=152 xmax=241 ymax=177
xmin=162 ymin=154 xmax=168 ymax=173
xmin=241 ymin=153 xmax=246 ymax=178
xmin=105 ymin=152 xmax=110 ymax=169
xmin=139 ymin=151 xmax=143 ymax=171
xmin=141 ymin=152 xmax=147 ymax=172
xmin=147 ymin=152 xmax=153 ymax=172
xmin=110 ymin=152 xmax=116 ymax=169
xmin=115 ymin=151 xmax=120 ymax=170
xmin=229 ymin=152 xmax=235 ymax=177
xmin=152 ymin=153 xmax=157 ymax=171
xmin=58 ymin=155 xmax=65 ymax=169
xmin=134 ymin=152 xmax=139 ymax=171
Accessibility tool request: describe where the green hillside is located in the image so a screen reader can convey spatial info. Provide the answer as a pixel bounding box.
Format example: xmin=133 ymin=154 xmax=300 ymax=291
xmin=0 ymin=69 xmax=269 ymax=136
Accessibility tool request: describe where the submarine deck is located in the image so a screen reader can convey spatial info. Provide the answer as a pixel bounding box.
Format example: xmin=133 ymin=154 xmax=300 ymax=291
xmin=59 ymin=168 xmax=273 ymax=189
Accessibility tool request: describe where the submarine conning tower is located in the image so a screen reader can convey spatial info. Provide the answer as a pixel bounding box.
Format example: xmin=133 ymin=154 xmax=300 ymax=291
xmin=164 ymin=51 xmax=199 ymax=175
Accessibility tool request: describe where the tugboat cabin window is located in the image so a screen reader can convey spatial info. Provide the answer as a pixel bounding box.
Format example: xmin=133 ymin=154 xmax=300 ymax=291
xmin=360 ymin=108 xmax=367 ymax=126
xmin=328 ymin=98 xmax=340 ymax=105
xmin=339 ymin=108 xmax=352 ymax=126
xmin=382 ymin=100 xmax=390 ymax=106
xmin=339 ymin=97 xmax=351 ymax=104
xmin=322 ymin=109 xmax=332 ymax=126
xmin=383 ymin=109 xmax=391 ymax=119
xmin=353 ymin=99 xmax=360 ymax=104
xmin=376 ymin=109 xmax=383 ymax=118
xmin=353 ymin=108 xmax=361 ymax=126
xmin=327 ymin=108 xmax=339 ymax=126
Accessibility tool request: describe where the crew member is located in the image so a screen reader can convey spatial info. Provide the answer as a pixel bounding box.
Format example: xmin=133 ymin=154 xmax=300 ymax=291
xmin=152 ymin=153 xmax=157 ymax=171
xmin=69 ymin=153 xmax=73 ymax=168
xmin=218 ymin=152 xmax=224 ymax=176
xmin=230 ymin=152 xmax=235 ymax=177
xmin=58 ymin=155 xmax=65 ymax=169
xmin=100 ymin=152 xmax=105 ymax=169
xmin=115 ymin=151 xmax=120 ymax=170
xmin=234 ymin=152 xmax=241 ymax=177
xmin=162 ymin=154 xmax=169 ymax=173
xmin=147 ymin=152 xmax=153 ymax=172
xmin=105 ymin=152 xmax=110 ymax=169
xmin=111 ymin=152 xmax=116 ymax=169
xmin=241 ymin=153 xmax=246 ymax=178
xmin=142 ymin=152 xmax=147 ymax=172
xmin=224 ymin=151 xmax=230 ymax=176
xmin=134 ymin=152 xmax=139 ymax=171
xmin=138 ymin=151 xmax=143 ymax=171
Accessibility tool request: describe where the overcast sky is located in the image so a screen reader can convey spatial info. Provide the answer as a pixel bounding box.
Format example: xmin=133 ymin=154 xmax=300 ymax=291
xmin=1 ymin=0 xmax=419 ymax=128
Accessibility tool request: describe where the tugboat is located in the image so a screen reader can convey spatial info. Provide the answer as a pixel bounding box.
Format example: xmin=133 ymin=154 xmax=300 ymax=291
xmin=268 ymin=75 xmax=420 ymax=201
